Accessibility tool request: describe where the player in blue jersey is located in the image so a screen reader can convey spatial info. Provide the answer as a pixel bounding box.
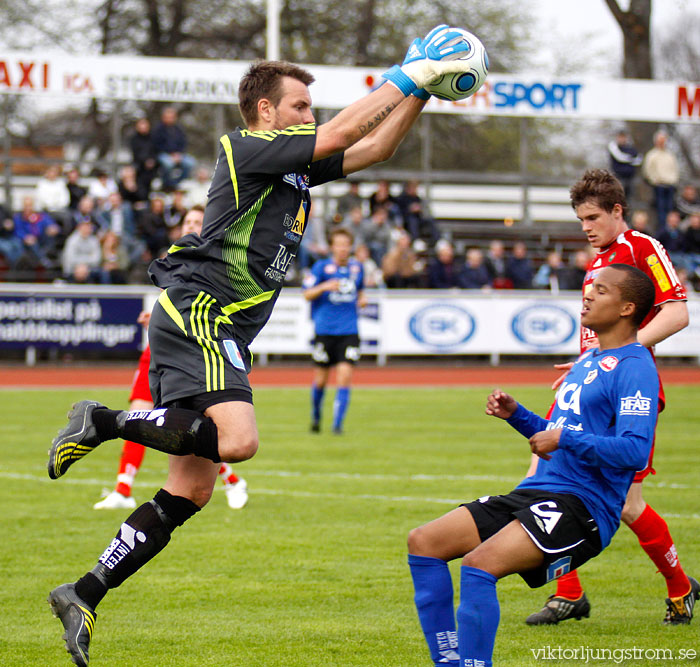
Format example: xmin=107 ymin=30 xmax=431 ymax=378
xmin=46 ymin=26 xmax=482 ymax=666
xmin=304 ymin=228 xmax=366 ymax=434
xmin=407 ymin=264 xmax=662 ymax=667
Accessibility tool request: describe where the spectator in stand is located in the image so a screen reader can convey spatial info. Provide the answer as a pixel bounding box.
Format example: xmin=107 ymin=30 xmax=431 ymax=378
xmin=65 ymin=167 xmax=87 ymax=212
xmin=88 ymin=169 xmax=118 ymax=209
xmin=35 ymin=165 xmax=71 ymax=233
xmin=166 ymin=189 xmax=188 ymax=229
xmin=153 ymin=107 xmax=196 ymax=190
xmin=336 ymin=180 xmax=364 ymax=220
xmin=355 ymin=242 xmax=384 ymax=288
xmin=382 ymin=229 xmax=424 ymax=288
xmin=99 ymin=230 xmax=130 ymax=285
xmin=533 ymin=250 xmax=566 ymax=291
xmin=630 ymin=209 xmax=651 ymax=234
xmin=183 ymin=166 xmax=211 ymax=208
xmin=72 ymin=195 xmax=107 ymax=234
xmin=607 ymin=130 xmax=642 ymax=201
xmin=117 ymin=165 xmax=149 ymax=215
xmin=0 ymin=203 xmax=23 ymax=270
xmin=427 ymin=238 xmax=463 ymax=288
xmin=361 ymin=205 xmax=394 ymax=265
xmin=459 ymin=247 xmax=491 ymax=289
xmin=683 ymin=213 xmax=700 ymax=277
xmin=130 ymin=117 xmax=158 ymax=196
xmin=642 ymin=130 xmax=680 ymax=232
xmin=484 ymin=239 xmax=512 ymax=289
xmin=341 ymin=205 xmax=367 ymax=244
xmin=369 ymin=179 xmax=401 ymax=225
xmin=675 ymin=184 xmax=700 ymax=221
xmin=656 ymin=210 xmax=688 ymax=272
xmin=138 ymin=195 xmax=169 ymax=258
xmin=396 ymin=179 xmax=439 ymax=242
xmin=562 ymin=249 xmax=593 ymax=291
xmin=61 ymin=219 xmax=101 ymax=283
xmin=13 ymin=196 xmax=61 ymax=269
xmin=506 ymin=240 xmax=534 ymax=289
xmin=100 ymin=192 xmax=135 ymax=238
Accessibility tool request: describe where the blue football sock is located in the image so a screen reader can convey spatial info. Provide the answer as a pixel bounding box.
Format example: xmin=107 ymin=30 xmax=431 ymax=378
xmin=311 ymin=384 xmax=324 ymax=423
xmin=332 ymin=387 xmax=350 ymax=430
xmin=457 ymin=566 xmax=499 ymax=667
xmin=408 ymin=554 xmax=459 ymax=666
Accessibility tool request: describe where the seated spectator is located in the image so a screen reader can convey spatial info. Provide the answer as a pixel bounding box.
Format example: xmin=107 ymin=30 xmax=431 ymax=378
xmin=459 ymin=247 xmax=491 ymax=289
xmin=88 ymin=169 xmax=118 ymax=208
xmin=35 ymin=165 xmax=71 ymax=232
xmin=130 ymin=117 xmax=158 ymax=195
xmin=395 ymin=180 xmax=439 ymax=242
xmin=533 ymin=251 xmax=566 ymax=291
xmin=0 ymin=203 xmax=23 ymax=270
xmin=630 ymin=209 xmax=651 ymax=234
xmin=683 ymin=213 xmax=700 ymax=277
xmin=13 ymin=196 xmax=61 ymax=269
xmin=506 ymin=241 xmax=534 ymax=289
xmin=560 ymin=249 xmax=592 ymax=291
xmin=675 ymin=184 xmax=700 ymax=221
xmin=138 ymin=196 xmax=169 ymax=257
xmin=656 ymin=210 xmax=688 ymax=271
xmin=65 ymin=167 xmax=87 ymax=211
xmin=166 ymin=189 xmax=188 ymax=229
xmin=382 ymin=229 xmax=424 ymax=288
xmin=118 ymin=164 xmax=149 ymax=213
xmin=369 ymin=179 xmax=400 ymax=225
xmin=355 ymin=243 xmax=384 ymax=288
xmin=72 ymin=195 xmax=107 ymax=234
xmin=99 ymin=230 xmax=130 ymax=285
xmin=183 ymin=166 xmax=211 ymax=208
xmin=153 ymin=107 xmax=195 ymax=190
xmin=342 ymin=205 xmax=367 ymax=245
xmin=484 ymin=239 xmax=511 ymax=288
xmin=427 ymin=239 xmax=463 ymax=288
xmin=361 ymin=205 xmax=393 ymax=265
xmin=100 ymin=192 xmax=135 ymax=237
xmin=61 ymin=220 xmax=101 ymax=283
xmin=336 ymin=180 xmax=364 ymax=220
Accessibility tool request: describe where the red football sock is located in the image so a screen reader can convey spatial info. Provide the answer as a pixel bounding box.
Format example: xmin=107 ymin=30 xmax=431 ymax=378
xmin=218 ymin=462 xmax=239 ymax=485
xmin=115 ymin=440 xmax=146 ymax=497
xmin=629 ymin=504 xmax=690 ymax=599
xmin=555 ymin=569 xmax=583 ymax=600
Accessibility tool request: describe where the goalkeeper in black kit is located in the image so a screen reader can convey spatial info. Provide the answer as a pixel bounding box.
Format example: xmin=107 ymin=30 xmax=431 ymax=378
xmin=46 ymin=26 xmax=479 ymax=666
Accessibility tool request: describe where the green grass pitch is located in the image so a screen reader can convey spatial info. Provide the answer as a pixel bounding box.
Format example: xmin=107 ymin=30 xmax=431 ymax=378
xmin=1 ymin=384 xmax=698 ymax=666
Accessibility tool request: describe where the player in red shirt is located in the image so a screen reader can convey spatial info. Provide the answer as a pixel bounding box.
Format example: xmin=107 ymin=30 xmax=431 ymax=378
xmin=526 ymin=169 xmax=698 ymax=626
xmin=93 ymin=207 xmax=248 ymax=511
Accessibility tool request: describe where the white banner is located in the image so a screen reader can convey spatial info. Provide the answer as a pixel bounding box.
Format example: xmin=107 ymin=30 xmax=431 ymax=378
xmin=0 ymin=51 xmax=698 ymax=122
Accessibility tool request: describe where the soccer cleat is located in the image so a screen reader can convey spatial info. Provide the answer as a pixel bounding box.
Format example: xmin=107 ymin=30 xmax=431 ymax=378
xmin=310 ymin=421 xmax=320 ymax=433
xmin=224 ymin=478 xmax=248 ymax=509
xmin=664 ymin=577 xmax=700 ymax=625
xmin=93 ymin=491 xmax=137 ymax=510
xmin=332 ymin=426 xmax=343 ymax=435
xmin=525 ymin=593 xmax=591 ymax=625
xmin=48 ymin=583 xmax=97 ymax=667
xmin=48 ymin=401 xmax=105 ymax=479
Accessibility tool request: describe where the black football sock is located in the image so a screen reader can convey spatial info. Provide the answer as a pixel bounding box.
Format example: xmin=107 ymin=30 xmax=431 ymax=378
xmin=94 ymin=406 xmax=220 ymax=462
xmin=87 ymin=489 xmax=200 ymax=593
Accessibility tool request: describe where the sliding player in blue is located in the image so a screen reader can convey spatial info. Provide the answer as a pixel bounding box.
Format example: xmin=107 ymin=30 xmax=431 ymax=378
xmin=407 ymin=264 xmax=662 ymax=666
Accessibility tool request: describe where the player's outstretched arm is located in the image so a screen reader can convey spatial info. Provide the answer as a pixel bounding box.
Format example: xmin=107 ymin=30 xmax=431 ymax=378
xmin=314 ymin=25 xmax=471 ymax=163
xmin=636 ymin=300 xmax=688 ymax=348
xmin=485 ymin=388 xmax=518 ymax=419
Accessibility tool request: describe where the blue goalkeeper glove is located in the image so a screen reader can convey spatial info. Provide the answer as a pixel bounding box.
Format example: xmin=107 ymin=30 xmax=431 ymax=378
xmin=383 ymin=25 xmax=472 ymax=97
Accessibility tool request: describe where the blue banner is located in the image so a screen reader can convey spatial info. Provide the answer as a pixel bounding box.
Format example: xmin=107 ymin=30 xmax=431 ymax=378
xmin=0 ymin=295 xmax=142 ymax=350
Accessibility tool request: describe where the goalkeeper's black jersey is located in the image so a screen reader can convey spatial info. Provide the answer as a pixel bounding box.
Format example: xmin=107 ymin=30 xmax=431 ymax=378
xmin=149 ymin=124 xmax=344 ymax=349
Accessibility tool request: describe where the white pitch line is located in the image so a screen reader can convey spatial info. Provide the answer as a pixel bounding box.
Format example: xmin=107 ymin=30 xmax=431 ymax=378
xmin=2 ymin=470 xmax=700 ymax=519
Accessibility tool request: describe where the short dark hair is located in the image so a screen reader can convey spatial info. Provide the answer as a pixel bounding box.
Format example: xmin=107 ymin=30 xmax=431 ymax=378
xmin=329 ymin=227 xmax=353 ymax=244
xmin=608 ymin=263 xmax=655 ymax=327
xmin=238 ymin=60 xmax=315 ymax=126
xmin=187 ymin=204 xmax=205 ymax=215
xmin=570 ymin=169 xmax=628 ymax=220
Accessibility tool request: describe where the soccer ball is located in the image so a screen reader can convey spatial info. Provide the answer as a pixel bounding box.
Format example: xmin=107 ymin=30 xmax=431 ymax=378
xmin=425 ymin=29 xmax=489 ymax=102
